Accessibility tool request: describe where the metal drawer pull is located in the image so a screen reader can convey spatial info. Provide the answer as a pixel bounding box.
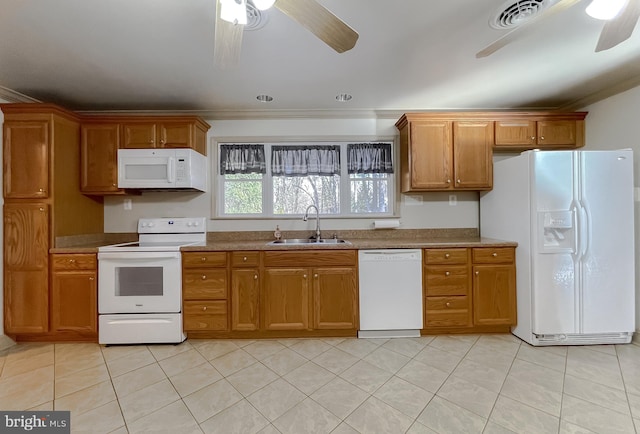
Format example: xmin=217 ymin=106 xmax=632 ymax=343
xmin=243 ymin=256 xmax=248 ymax=261
xmin=492 ymin=252 xmax=498 ymax=257
xmin=444 ymin=253 xmax=450 ymax=259
xmin=201 ymin=275 xmax=207 ymax=280
xmin=445 ymin=271 xmax=450 ymax=276
xmin=202 ymin=306 xmax=207 ymax=311
xmin=445 ymin=302 xmax=451 ymax=307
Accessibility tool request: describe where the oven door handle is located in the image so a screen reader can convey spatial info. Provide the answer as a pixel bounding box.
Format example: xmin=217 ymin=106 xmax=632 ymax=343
xmin=98 ymin=252 xmax=181 ymax=260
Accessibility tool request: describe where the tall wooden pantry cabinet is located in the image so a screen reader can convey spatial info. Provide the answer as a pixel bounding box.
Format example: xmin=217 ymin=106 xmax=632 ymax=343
xmin=2 ymin=103 xmax=104 ymax=341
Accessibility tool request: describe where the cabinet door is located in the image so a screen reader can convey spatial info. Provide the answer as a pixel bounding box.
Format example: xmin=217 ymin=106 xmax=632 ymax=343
xmin=80 ymin=123 xmax=123 ymax=194
xmin=51 ymin=271 xmax=97 ymax=334
xmin=3 ymin=120 xmax=49 ymax=199
xmin=4 ymin=203 xmax=50 ymax=334
xmin=472 ymin=265 xmax=516 ymax=326
xmin=537 ymin=120 xmax=577 ymax=146
xmin=313 ymin=267 xmax=357 ymax=329
xmin=122 ymin=123 xmax=156 ymax=148
xmin=494 ymin=119 xmax=536 ymax=147
xmin=231 ymin=268 xmax=260 ymax=331
xmin=159 ymin=123 xmax=193 ymax=148
xmin=408 ymin=121 xmax=453 ymax=190
xmin=263 ymin=268 xmax=310 ymax=330
xmin=453 ymin=121 xmax=493 ymax=189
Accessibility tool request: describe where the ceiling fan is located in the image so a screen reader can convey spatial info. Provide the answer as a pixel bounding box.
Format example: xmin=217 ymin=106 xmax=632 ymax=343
xmin=214 ymin=0 xmax=359 ymax=67
xmin=476 ymin=0 xmax=640 ymax=58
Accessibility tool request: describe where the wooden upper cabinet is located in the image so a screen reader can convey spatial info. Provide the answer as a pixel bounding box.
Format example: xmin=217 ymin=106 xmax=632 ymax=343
xmin=396 ymin=114 xmax=492 ymax=192
xmin=406 ymin=120 xmax=453 ymax=190
xmin=120 ymin=119 xmax=209 ymax=155
xmin=537 ymin=120 xmax=579 ymax=146
xmin=453 ymin=121 xmax=493 ymax=190
xmin=80 ymin=123 xmax=123 ymax=194
xmin=122 ymin=123 xmax=156 ymax=149
xmin=494 ymin=113 xmax=586 ymax=150
xmin=3 ymin=120 xmax=49 ymax=199
xmin=494 ymin=119 xmax=536 ymax=146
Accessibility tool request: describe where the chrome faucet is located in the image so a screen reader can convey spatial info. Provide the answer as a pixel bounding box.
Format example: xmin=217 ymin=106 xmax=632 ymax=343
xmin=303 ymin=204 xmax=321 ymax=241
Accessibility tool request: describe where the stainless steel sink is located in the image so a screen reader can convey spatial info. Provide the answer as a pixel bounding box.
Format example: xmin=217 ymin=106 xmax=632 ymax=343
xmin=267 ymin=238 xmax=351 ymax=245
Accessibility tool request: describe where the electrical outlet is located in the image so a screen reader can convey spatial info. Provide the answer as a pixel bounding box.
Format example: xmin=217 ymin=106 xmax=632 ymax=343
xmin=124 ymin=199 xmax=132 ymax=210
xmin=449 ymin=194 xmax=457 ymax=206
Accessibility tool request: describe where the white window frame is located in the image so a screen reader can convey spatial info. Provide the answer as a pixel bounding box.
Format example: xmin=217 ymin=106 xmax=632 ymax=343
xmin=212 ymin=138 xmax=396 ymax=219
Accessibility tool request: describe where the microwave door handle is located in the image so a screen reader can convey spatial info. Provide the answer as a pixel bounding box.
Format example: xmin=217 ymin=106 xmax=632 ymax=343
xmin=168 ymin=157 xmax=176 ymax=183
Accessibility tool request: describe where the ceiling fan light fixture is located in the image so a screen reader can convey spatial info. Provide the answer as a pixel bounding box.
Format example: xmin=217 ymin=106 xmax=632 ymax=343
xmin=586 ymin=0 xmax=628 ymax=20
xmin=251 ymin=0 xmax=275 ymax=11
xmin=220 ymin=0 xmax=248 ymax=25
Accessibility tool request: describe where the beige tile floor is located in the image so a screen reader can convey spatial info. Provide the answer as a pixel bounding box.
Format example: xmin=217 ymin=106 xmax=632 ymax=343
xmin=1 ymin=334 xmax=640 ymax=433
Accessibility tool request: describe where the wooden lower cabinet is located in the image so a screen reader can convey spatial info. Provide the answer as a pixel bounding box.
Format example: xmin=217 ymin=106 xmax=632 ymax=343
xmin=423 ymin=247 xmax=516 ymax=333
xmin=231 ymin=268 xmax=260 ymax=331
xmin=313 ymin=267 xmax=357 ymax=329
xmin=182 ymin=252 xmax=229 ymax=332
xmin=4 ymin=203 xmax=50 ymax=335
xmin=230 ymin=251 xmax=260 ymax=331
xmin=184 ymin=249 xmax=358 ymax=338
xmin=472 ymin=248 xmax=517 ymax=326
xmin=263 ymin=268 xmax=310 ymax=330
xmin=50 ymin=254 xmax=97 ymax=336
xmin=183 ymin=301 xmax=228 ymax=331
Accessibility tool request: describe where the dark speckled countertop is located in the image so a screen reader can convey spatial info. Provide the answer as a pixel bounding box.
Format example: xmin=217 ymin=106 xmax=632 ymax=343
xmin=51 ymin=228 xmax=516 ymax=253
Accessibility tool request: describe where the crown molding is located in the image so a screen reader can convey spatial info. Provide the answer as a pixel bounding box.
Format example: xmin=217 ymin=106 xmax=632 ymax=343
xmin=0 ymin=86 xmax=41 ymax=103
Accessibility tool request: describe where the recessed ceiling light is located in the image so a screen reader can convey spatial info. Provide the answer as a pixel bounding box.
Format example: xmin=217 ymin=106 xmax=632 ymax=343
xmin=256 ymin=94 xmax=273 ymax=102
xmin=336 ymin=93 xmax=353 ymax=102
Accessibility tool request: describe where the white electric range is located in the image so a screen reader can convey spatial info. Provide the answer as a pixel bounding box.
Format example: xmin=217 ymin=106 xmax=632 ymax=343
xmin=98 ymin=217 xmax=206 ymax=344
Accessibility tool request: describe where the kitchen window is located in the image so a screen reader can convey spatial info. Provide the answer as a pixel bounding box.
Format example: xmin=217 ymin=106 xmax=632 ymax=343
xmin=216 ymin=141 xmax=394 ymax=218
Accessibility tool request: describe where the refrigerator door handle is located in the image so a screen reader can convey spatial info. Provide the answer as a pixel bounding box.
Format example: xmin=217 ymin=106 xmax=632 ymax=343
xmin=578 ymin=202 xmax=590 ymax=258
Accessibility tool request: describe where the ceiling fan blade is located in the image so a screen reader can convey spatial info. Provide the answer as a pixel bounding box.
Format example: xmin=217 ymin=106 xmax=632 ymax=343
xmin=274 ymin=0 xmax=359 ymax=53
xmin=214 ymin=0 xmax=244 ymax=68
xmin=596 ymin=0 xmax=640 ymax=52
xmin=476 ymin=0 xmax=582 ymax=58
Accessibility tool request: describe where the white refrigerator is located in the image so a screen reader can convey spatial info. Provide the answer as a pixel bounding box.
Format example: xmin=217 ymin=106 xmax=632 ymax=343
xmin=480 ymin=150 xmax=635 ymax=346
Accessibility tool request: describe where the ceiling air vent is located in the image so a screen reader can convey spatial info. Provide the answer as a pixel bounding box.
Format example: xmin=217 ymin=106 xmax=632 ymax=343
xmin=490 ymin=0 xmax=559 ymax=29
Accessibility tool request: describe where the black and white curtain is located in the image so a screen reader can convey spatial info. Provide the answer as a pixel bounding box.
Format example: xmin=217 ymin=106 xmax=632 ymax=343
xmin=271 ymin=145 xmax=340 ymax=176
xmin=219 ymin=144 xmax=266 ymax=174
xmin=347 ymin=143 xmax=393 ymax=174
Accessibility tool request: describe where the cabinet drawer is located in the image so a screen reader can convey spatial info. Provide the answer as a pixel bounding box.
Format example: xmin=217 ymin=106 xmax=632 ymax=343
xmin=51 ymin=254 xmax=97 ymax=270
xmin=231 ymin=251 xmax=260 ymax=267
xmin=472 ymin=247 xmax=514 ymax=264
xmin=183 ymin=252 xmax=227 ymax=268
xmin=425 ymin=296 xmax=470 ymax=327
xmin=424 ymin=265 xmax=469 ymax=296
xmin=183 ymin=270 xmax=228 ymax=299
xmin=264 ymin=250 xmax=357 ymax=267
xmin=184 ymin=301 xmax=228 ymax=331
xmin=424 ymin=248 xmax=468 ymax=265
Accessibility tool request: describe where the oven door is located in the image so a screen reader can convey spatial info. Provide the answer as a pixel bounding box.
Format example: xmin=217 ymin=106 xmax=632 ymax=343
xmin=98 ymin=251 xmax=181 ymax=314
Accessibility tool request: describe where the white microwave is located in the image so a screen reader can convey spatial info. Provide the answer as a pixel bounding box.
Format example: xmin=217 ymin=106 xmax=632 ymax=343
xmin=118 ymin=148 xmax=207 ymax=191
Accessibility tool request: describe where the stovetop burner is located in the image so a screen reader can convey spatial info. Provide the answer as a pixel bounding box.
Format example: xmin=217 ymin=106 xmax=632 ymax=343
xmin=99 ymin=217 xmax=207 ymax=252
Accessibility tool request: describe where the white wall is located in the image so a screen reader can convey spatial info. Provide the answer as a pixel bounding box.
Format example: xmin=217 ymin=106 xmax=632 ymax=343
xmin=580 ymin=85 xmax=640 ymax=330
xmin=104 ymin=117 xmax=480 ymax=233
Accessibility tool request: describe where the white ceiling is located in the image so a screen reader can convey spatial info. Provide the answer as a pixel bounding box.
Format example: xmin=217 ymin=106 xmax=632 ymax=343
xmin=1 ymin=0 xmax=639 ymax=118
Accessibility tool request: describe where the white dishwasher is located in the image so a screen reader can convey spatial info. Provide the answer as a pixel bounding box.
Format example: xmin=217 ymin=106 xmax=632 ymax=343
xmin=358 ymin=249 xmax=423 ymax=338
